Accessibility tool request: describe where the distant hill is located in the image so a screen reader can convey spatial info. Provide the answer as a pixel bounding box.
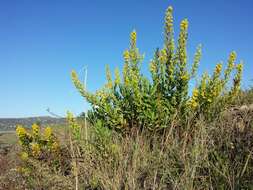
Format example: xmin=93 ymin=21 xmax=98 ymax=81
xmin=0 ymin=116 xmax=65 ymax=131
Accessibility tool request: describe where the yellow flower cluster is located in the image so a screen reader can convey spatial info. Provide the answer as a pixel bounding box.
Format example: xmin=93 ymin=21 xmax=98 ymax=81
xmin=199 ymin=73 xmax=208 ymax=98
xmin=20 ymin=152 xmax=28 ymax=161
xmin=180 ymin=19 xmax=188 ymax=31
xmin=16 ymin=125 xmax=27 ymax=139
xmin=67 ymin=111 xmax=81 ymax=139
xmin=44 ymin=127 xmax=52 ymax=140
xmin=17 ymin=166 xmax=30 ymax=175
xmin=123 ymin=50 xmax=130 ymax=62
xmin=95 ymin=89 xmax=104 ymax=97
xmin=159 ymin=49 xmax=168 ymax=63
xmin=214 ymin=63 xmax=222 ymax=74
xmin=181 ymin=74 xmax=189 ymax=81
xmin=165 ymin=6 xmax=173 ymax=34
xmin=130 ymin=50 xmax=138 ymax=61
xmin=114 ymin=67 xmax=121 ymax=85
xmin=231 ymin=62 xmax=243 ymax=96
xmin=123 ymin=62 xmax=129 ymax=85
xmin=31 ymin=143 xmax=40 ymax=157
xmin=67 ymin=111 xmax=75 ymax=123
xmin=230 ymin=51 xmax=236 ymax=62
xmin=32 ymin=123 xmax=39 ymax=136
xmin=71 ymin=70 xmax=85 ymax=94
xmin=188 ymin=88 xmax=199 ymax=109
xmin=178 ymin=18 xmax=188 ymax=68
xmin=191 ymin=45 xmax=202 ymax=77
xmin=149 ymin=60 xmax=156 ymax=73
xmin=16 ymin=122 xmax=61 ymax=161
xmin=236 ymin=63 xmax=243 ymax=72
xmin=224 ymin=52 xmax=236 ymax=83
xmin=130 ymin=30 xmax=137 ymax=48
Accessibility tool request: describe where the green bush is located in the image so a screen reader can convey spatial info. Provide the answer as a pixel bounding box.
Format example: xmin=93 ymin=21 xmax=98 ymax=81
xmin=71 ymin=6 xmax=243 ymax=132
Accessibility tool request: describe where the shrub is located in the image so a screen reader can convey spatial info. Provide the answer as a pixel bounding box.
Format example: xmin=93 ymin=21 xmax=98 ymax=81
xmin=71 ymin=6 xmax=243 ymax=132
xmin=15 ymin=124 xmax=65 ymax=170
xmin=16 ymin=124 xmax=60 ymax=157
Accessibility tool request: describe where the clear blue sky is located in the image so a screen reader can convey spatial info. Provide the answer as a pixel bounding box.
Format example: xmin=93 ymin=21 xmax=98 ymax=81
xmin=1 ymin=0 xmax=252 ymax=118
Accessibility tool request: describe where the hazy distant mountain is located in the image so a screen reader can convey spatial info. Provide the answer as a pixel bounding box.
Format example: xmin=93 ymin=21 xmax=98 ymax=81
xmin=0 ymin=116 xmax=65 ymax=131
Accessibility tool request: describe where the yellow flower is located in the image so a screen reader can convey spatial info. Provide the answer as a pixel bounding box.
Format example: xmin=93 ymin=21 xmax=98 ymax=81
xmin=191 ymin=101 xmax=198 ymax=108
xmin=32 ymin=123 xmax=39 ymax=136
xmin=20 ymin=152 xmax=28 ymax=161
xmin=67 ymin=111 xmax=75 ymax=123
xmin=167 ymin=6 xmax=173 ymax=12
xmin=230 ymin=51 xmax=236 ymax=62
xmin=159 ymin=49 xmax=167 ymax=63
xmin=130 ymin=30 xmax=137 ymax=48
xmin=165 ymin=6 xmax=174 ymax=33
xmin=192 ymin=88 xmax=199 ymax=97
xmin=215 ymin=64 xmax=222 ymax=74
xmin=188 ymin=88 xmax=199 ymax=109
xmin=181 ymin=74 xmax=189 ymax=81
xmin=130 ymin=50 xmax=137 ymax=61
xmin=44 ymin=127 xmax=52 ymax=140
xmin=31 ymin=143 xmax=40 ymax=157
xmin=67 ymin=111 xmax=81 ymax=137
xmin=201 ymin=91 xmax=205 ymax=98
xmin=114 ymin=67 xmax=121 ymax=85
xmin=16 ymin=125 xmax=26 ymax=138
xmin=149 ymin=60 xmax=156 ymax=73
xmin=236 ymin=63 xmax=243 ymax=72
xmin=123 ymin=50 xmax=130 ymax=61
xmin=17 ymin=167 xmax=30 ymax=175
xmin=180 ymin=19 xmax=188 ymax=31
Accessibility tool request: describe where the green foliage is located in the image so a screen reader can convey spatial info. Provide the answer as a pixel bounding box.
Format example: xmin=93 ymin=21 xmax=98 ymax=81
xmin=71 ymin=6 xmax=243 ymax=132
xmin=16 ymin=124 xmax=60 ymax=157
xmin=66 ymin=111 xmax=81 ymax=141
xmin=2 ymin=5 xmax=251 ymax=190
xmin=15 ymin=124 xmax=62 ymax=170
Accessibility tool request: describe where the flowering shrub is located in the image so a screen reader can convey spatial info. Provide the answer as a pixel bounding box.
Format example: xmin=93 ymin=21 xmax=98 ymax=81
xmin=66 ymin=111 xmax=81 ymax=140
xmin=16 ymin=124 xmax=59 ymax=159
xmin=71 ymin=6 xmax=243 ymax=131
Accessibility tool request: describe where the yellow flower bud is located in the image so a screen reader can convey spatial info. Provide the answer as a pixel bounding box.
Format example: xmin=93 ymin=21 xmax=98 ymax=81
xmin=236 ymin=63 xmax=243 ymax=72
xmin=20 ymin=152 xmax=29 ymax=161
xmin=31 ymin=143 xmax=40 ymax=157
xmin=44 ymin=127 xmax=52 ymax=140
xmin=215 ymin=64 xmax=222 ymax=74
xmin=32 ymin=123 xmax=39 ymax=136
xmin=114 ymin=67 xmax=121 ymax=85
xmin=159 ymin=49 xmax=168 ymax=63
xmin=130 ymin=30 xmax=137 ymax=48
xmin=181 ymin=74 xmax=189 ymax=81
xmin=149 ymin=60 xmax=156 ymax=73
xmin=180 ymin=19 xmax=188 ymax=31
xmin=123 ymin=50 xmax=130 ymax=61
xmin=165 ymin=6 xmax=174 ymax=33
xmin=188 ymin=88 xmax=199 ymax=109
xmin=16 ymin=125 xmax=26 ymax=138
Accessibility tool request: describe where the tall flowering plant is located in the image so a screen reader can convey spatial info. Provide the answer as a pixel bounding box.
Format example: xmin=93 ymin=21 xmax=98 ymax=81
xmin=72 ymin=6 xmax=243 ymax=131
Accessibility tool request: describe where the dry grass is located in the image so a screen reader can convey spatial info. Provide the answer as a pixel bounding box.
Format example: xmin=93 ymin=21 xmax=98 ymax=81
xmin=0 ymin=91 xmax=253 ymax=190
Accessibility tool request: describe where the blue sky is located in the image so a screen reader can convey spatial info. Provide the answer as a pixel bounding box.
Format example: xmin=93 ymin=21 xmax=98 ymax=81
xmin=1 ymin=0 xmax=252 ymax=118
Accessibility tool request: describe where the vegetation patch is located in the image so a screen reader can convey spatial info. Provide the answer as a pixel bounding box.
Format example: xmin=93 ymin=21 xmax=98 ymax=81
xmin=1 ymin=5 xmax=252 ymax=190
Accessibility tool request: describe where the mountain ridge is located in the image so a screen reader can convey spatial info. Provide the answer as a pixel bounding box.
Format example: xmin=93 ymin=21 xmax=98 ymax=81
xmin=0 ymin=116 xmax=65 ymax=131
